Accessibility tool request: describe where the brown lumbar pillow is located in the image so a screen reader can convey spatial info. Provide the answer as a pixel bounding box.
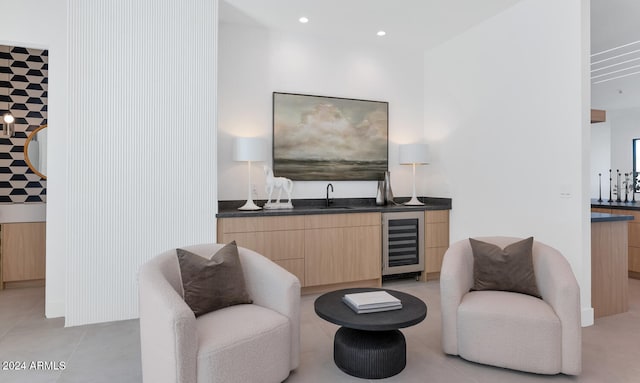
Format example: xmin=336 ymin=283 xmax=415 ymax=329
xmin=469 ymin=237 xmax=541 ymax=298
xmin=177 ymin=241 xmax=252 ymax=317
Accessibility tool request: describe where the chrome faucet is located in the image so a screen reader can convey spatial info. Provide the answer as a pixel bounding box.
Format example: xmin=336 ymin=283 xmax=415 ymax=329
xmin=326 ymin=183 xmax=334 ymax=207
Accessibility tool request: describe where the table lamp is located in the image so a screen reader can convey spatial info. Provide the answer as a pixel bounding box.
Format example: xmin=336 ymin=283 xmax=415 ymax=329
xmin=234 ymin=137 xmax=267 ymax=210
xmin=399 ymin=143 xmax=429 ymax=206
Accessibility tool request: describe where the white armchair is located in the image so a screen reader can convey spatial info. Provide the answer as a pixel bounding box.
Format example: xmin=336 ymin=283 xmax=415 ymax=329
xmin=138 ymin=243 xmax=301 ymax=383
xmin=440 ymin=237 xmax=581 ymax=375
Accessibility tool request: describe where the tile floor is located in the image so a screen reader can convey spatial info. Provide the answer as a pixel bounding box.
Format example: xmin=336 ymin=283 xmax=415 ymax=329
xmin=1 ymin=278 xmax=639 ymax=383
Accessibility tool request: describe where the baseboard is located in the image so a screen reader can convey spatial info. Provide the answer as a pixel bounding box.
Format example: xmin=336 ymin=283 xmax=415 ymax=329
xmin=3 ymin=279 xmax=45 ymax=289
xmin=581 ymin=307 xmax=594 ymax=327
xmin=425 ymin=272 xmax=440 ymax=281
xmin=46 ymin=300 xmax=65 ymax=320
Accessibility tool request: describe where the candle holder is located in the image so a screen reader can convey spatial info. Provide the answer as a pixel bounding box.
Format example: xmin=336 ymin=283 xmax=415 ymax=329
xmin=598 ymin=173 xmax=603 ymax=202
xmin=616 ymin=169 xmax=622 ymax=203
xmin=608 ymin=169 xmax=613 ymax=203
xmin=634 ymin=172 xmax=638 ymax=203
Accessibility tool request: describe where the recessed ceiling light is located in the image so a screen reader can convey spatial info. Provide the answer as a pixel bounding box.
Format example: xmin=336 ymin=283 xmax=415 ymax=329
xmin=377 ymin=30 xmax=386 ymax=37
xmin=299 ymin=17 xmax=309 ymax=24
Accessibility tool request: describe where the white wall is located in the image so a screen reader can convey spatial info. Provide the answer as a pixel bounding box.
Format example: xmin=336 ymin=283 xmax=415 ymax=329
xmin=590 ymin=122 xmax=611 ymax=200
xmin=217 ymin=23 xmax=427 ymax=201
xmin=423 ymin=0 xmax=593 ymax=324
xmin=0 ymin=0 xmax=68 ymax=318
xmin=608 ymin=108 xmax=640 ymax=199
xmin=65 ymin=0 xmax=218 ymax=326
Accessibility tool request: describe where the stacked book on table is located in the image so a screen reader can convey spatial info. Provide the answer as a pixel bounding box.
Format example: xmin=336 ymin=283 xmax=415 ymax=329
xmin=342 ymin=291 xmax=403 ymax=314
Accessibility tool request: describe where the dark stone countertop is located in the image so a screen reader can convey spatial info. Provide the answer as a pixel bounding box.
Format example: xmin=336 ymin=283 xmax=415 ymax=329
xmin=216 ymin=197 xmax=452 ymax=218
xmin=591 ymin=198 xmax=640 ymax=211
xmin=591 ymin=212 xmax=635 ymax=223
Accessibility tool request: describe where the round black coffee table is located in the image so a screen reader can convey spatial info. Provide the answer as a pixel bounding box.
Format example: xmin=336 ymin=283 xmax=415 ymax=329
xmin=314 ymin=288 xmax=427 ymax=379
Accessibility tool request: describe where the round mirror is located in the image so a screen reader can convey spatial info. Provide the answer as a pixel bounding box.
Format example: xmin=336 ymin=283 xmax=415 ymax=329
xmin=24 ymin=124 xmax=47 ymax=179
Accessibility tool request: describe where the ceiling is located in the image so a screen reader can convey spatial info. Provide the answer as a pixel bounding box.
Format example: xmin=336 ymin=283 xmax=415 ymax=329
xmin=220 ymin=0 xmax=522 ymax=51
xmin=591 ymin=0 xmax=640 ymax=111
xmin=220 ymin=0 xmax=640 ymax=111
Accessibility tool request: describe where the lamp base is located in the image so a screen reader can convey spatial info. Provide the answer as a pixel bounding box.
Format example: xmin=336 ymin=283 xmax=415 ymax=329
xmin=404 ymin=196 xmax=424 ymax=206
xmin=238 ymin=199 xmax=262 ymax=210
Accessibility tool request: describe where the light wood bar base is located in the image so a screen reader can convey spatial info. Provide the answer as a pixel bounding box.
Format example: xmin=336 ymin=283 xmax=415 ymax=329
xmin=591 ymin=220 xmax=629 ymax=318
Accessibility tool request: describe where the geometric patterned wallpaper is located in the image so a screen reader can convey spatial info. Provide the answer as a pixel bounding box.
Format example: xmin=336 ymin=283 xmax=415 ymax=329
xmin=0 ymin=45 xmax=47 ymax=203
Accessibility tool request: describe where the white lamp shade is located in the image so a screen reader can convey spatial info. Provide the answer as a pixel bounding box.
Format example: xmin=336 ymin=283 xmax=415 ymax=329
xmin=399 ymin=143 xmax=429 ymax=164
xmin=233 ymin=137 xmax=267 ymax=162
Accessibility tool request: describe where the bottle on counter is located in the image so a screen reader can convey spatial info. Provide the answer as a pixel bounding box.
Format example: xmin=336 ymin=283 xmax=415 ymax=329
xmin=376 ymin=180 xmax=385 ymax=206
xmin=384 ymin=171 xmax=395 ymax=205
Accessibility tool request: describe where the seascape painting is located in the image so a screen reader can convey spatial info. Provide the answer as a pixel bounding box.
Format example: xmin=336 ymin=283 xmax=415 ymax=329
xmin=272 ymin=93 xmax=388 ymax=181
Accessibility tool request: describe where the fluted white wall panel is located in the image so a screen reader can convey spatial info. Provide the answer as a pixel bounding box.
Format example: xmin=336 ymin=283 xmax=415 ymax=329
xmin=67 ymin=0 xmax=218 ymax=326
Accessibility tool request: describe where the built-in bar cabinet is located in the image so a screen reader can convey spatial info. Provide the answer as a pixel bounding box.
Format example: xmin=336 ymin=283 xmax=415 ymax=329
xmin=1 ymin=222 xmax=46 ymax=289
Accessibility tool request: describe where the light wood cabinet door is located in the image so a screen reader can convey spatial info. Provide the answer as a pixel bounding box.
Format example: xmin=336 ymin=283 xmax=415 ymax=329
xmin=304 ymin=228 xmax=344 ymax=286
xmin=425 ymin=247 xmax=447 ymax=274
xmin=591 ymin=221 xmax=629 ymax=317
xmin=343 ymin=226 xmax=382 ymax=282
xmin=219 ymin=230 xmax=306 ymax=285
xmin=425 ymin=210 xmax=450 ymax=274
xmin=217 ymin=216 xmax=306 ymax=285
xmin=2 ymin=222 xmax=46 ymax=283
xmin=628 ymin=223 xmax=640 ymax=248
xmin=609 ymin=209 xmax=640 ymax=275
xmin=274 ymin=259 xmax=305 ymax=284
xmin=304 ymin=213 xmax=381 ymax=287
xmin=629 ymin=246 xmax=640 ymax=273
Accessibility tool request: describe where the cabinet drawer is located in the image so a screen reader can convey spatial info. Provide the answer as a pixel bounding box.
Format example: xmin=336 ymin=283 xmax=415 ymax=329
xmin=304 ymin=212 xmax=380 ymax=229
xmin=425 ymin=210 xmax=449 ymax=224
xmin=218 ymin=230 xmax=304 ymax=261
xmin=218 ymin=216 xmax=305 ymax=233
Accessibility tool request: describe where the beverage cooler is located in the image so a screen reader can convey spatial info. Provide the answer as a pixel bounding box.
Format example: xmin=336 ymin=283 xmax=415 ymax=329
xmin=382 ymin=211 xmax=425 ymax=277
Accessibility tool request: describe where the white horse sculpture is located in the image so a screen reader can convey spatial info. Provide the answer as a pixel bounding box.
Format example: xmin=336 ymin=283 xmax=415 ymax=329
xmin=264 ymin=166 xmax=293 ymax=208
